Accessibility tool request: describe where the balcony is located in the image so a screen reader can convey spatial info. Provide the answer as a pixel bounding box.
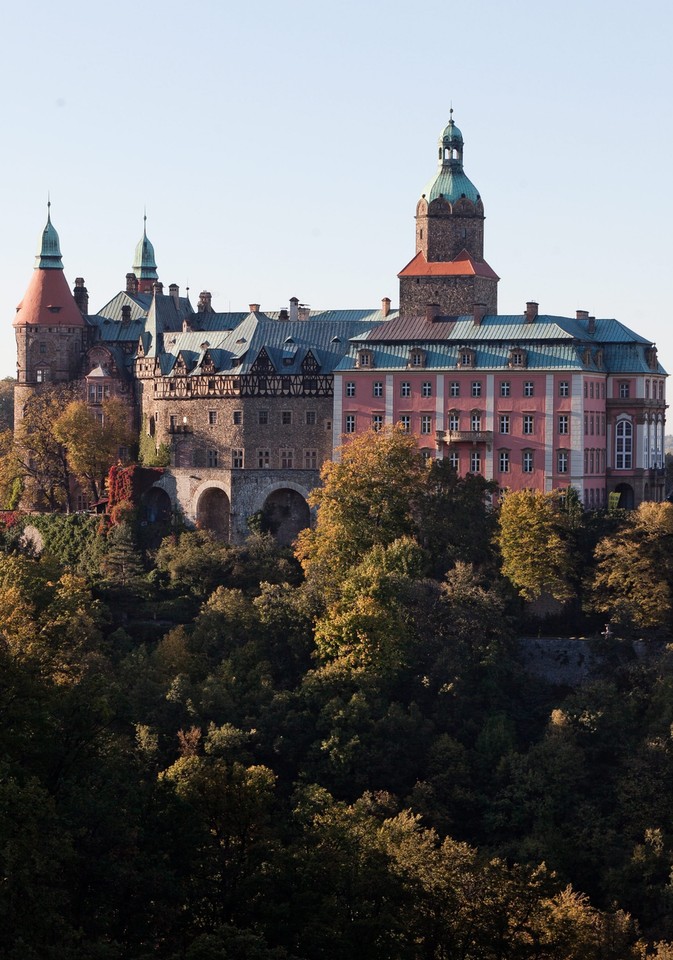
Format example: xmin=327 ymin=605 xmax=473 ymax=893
xmin=438 ymin=430 xmax=494 ymax=445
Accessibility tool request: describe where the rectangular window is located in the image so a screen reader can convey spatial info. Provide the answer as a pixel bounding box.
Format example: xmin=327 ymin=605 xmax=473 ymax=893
xmin=207 ymin=449 xmax=219 ymax=468
xmin=450 ymin=381 xmax=460 ymax=397
xmin=619 ymin=382 xmax=630 ymax=399
xmin=559 ymin=380 xmax=569 ymax=397
xmin=208 ymin=410 xmax=218 ymax=425
xmin=471 ymin=381 xmax=482 ymax=398
xmin=522 ymin=450 xmax=534 ymax=473
xmin=421 ymin=415 xmax=432 ymax=434
xmin=590 ymin=415 xmax=594 ymax=435
xmin=499 ymin=415 xmax=510 ymax=434
xmin=258 ymin=410 xmax=269 ymax=425
xmin=447 ymin=451 xmax=460 ymax=471
xmin=448 ymin=412 xmax=459 ymax=431
xmin=169 ymin=415 xmax=178 ymax=430
xmin=304 ymin=449 xmax=317 ymax=469
xmin=523 ymin=415 xmax=534 ymax=435
xmin=470 ymin=451 xmax=481 ymax=473
xmin=281 ymin=411 xmax=292 ymax=425
xmin=233 ymin=410 xmax=242 ymax=425
xmin=401 ymin=381 xmax=411 ymax=398
xmin=558 ymin=414 xmax=569 ymax=435
xmin=346 ymin=381 xmax=356 ymax=397
xmin=88 ymin=385 xmax=96 ymax=402
xmin=499 ymin=451 xmax=510 ymax=473
xmin=36 ymin=369 xmax=48 ymax=383
xmin=557 ymin=450 xmax=569 ymax=473
xmin=422 ymin=381 xmax=432 ymax=398
xmin=500 ymin=381 xmax=511 ymax=397
xmin=231 ymin=449 xmax=243 ymax=469
xmin=280 ymin=449 xmax=294 ymax=469
xmin=471 ymin=413 xmax=482 ymax=432
xmin=590 ymin=382 xmax=594 ymax=399
xmin=372 ymin=414 xmax=384 ymax=431
xmin=399 ymin=415 xmax=411 ymax=433
xmin=258 ymin=449 xmax=270 ymax=468
xmin=305 ymin=410 xmax=316 ymax=425
xmin=524 ymin=381 xmax=534 ymax=397
xmin=345 ymin=414 xmax=356 ymax=433
xmin=373 ymin=381 xmax=383 ymax=398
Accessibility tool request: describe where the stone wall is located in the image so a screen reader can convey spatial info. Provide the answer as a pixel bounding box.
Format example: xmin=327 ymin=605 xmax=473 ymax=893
xmin=399 ymin=274 xmax=498 ymax=318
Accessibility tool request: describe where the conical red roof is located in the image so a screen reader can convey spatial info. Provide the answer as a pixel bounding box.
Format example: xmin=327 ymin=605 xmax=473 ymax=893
xmin=14 ymin=267 xmax=86 ymax=328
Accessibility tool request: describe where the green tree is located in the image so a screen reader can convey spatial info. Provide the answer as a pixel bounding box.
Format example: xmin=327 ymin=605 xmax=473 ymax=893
xmin=497 ymin=489 xmax=576 ymax=603
xmin=591 ymin=501 xmax=673 ymax=632
xmin=296 ymin=426 xmax=423 ymax=598
xmin=54 ymin=398 xmax=134 ymax=502
xmin=15 ymin=384 xmax=75 ymax=511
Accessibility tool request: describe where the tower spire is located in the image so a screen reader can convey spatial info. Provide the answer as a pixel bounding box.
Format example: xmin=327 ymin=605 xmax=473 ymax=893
xmin=133 ymin=211 xmax=159 ymax=293
xmin=36 ymin=200 xmax=63 ymax=269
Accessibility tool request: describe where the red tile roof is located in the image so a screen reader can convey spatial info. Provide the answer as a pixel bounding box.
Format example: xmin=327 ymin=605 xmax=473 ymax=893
xmin=398 ymin=249 xmax=499 ymax=280
xmin=14 ymin=268 xmax=86 ymax=328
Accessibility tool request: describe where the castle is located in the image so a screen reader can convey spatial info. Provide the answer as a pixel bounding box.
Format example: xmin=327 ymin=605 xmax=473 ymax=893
xmin=13 ymin=114 xmax=667 ymax=541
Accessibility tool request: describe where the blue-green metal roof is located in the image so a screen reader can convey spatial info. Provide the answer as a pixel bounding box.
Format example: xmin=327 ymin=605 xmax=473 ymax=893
xmin=421 ymin=168 xmax=480 ymax=205
xmin=35 ymin=205 xmax=63 ymax=269
xmin=133 ymin=219 xmax=158 ymax=280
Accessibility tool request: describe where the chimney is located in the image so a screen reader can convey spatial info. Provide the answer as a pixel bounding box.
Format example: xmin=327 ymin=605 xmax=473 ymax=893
xmin=153 ymin=281 xmax=164 ymax=296
xmin=588 ymin=316 xmax=596 ymax=335
xmin=289 ymin=296 xmax=299 ymax=322
xmin=279 ymin=308 xmax=289 ymax=321
xmin=576 ymin=309 xmax=589 ymax=320
xmin=525 ymin=301 xmax=538 ymax=323
xmin=121 ymin=305 xmax=132 ymax=323
xmin=472 ymin=302 xmax=487 ymax=326
xmin=381 ymin=297 xmax=391 ymax=318
xmin=73 ymin=277 xmax=89 ymax=316
xmin=169 ymin=283 xmax=180 ymax=307
xmin=126 ymin=272 xmax=139 ymax=295
xmin=249 ymin=303 xmax=260 ymax=313
xmin=425 ymin=302 xmax=440 ymax=323
xmin=197 ymin=291 xmax=213 ymax=313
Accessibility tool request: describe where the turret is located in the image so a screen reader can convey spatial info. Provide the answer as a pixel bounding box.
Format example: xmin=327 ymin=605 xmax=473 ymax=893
xmin=398 ymin=112 xmax=499 ymax=318
xmin=416 ymin=110 xmax=485 ymax=263
xmin=132 ymin=214 xmax=159 ymax=294
xmin=13 ymin=204 xmax=87 ymax=429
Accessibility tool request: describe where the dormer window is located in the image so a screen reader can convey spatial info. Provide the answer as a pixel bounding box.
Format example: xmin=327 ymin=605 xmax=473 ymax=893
xmin=457 ymin=348 xmax=475 ymax=368
xmin=408 ymin=349 xmax=426 ymax=368
xmin=356 ymin=349 xmax=374 ymax=368
xmin=509 ymin=348 xmax=527 ymax=368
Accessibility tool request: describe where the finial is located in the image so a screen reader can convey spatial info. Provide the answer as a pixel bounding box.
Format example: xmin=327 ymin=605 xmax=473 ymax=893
xmin=47 ymin=193 xmax=51 ymax=222
xmin=143 ymin=207 xmax=147 ymax=235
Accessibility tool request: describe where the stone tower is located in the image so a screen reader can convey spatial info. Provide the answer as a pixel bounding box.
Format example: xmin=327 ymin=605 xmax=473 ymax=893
xmin=13 ymin=206 xmax=87 ymax=430
xmin=398 ymin=112 xmax=499 ymax=318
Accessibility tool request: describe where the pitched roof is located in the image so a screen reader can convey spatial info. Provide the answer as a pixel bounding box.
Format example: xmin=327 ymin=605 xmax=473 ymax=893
xmin=398 ymin=249 xmax=499 ymax=280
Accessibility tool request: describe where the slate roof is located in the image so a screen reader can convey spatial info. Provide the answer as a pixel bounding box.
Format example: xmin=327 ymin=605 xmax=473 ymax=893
xmin=336 ymin=313 xmax=666 ymax=375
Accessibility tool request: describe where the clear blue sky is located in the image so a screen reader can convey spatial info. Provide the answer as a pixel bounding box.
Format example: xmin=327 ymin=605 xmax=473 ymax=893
xmin=2 ymin=0 xmax=671 ymax=378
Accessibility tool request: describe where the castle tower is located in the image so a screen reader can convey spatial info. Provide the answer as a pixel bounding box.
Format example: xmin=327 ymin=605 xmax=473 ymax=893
xmin=132 ymin=215 xmax=159 ymax=294
xmin=13 ymin=205 xmax=87 ymax=430
xmin=398 ymin=112 xmax=499 ymax=318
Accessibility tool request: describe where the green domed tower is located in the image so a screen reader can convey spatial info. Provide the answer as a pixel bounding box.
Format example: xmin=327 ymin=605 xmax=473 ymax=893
xmin=399 ymin=113 xmax=499 ymax=317
xmin=132 ymin=215 xmax=159 ymax=293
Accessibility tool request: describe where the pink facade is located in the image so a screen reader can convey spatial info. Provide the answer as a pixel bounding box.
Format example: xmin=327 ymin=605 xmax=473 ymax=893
xmin=335 ymin=362 xmax=667 ymax=508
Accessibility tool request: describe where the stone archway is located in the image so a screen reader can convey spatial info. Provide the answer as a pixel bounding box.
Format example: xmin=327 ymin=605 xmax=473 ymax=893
xmin=196 ymin=487 xmax=231 ymax=539
xmin=262 ymin=488 xmax=310 ymax=546
xmin=614 ymin=483 xmax=635 ymax=510
xmin=143 ymin=486 xmax=172 ymax=523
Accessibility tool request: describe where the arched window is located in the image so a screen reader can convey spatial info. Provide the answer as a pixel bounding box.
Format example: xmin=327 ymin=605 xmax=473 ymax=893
xmin=615 ymin=418 xmax=632 ymax=469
